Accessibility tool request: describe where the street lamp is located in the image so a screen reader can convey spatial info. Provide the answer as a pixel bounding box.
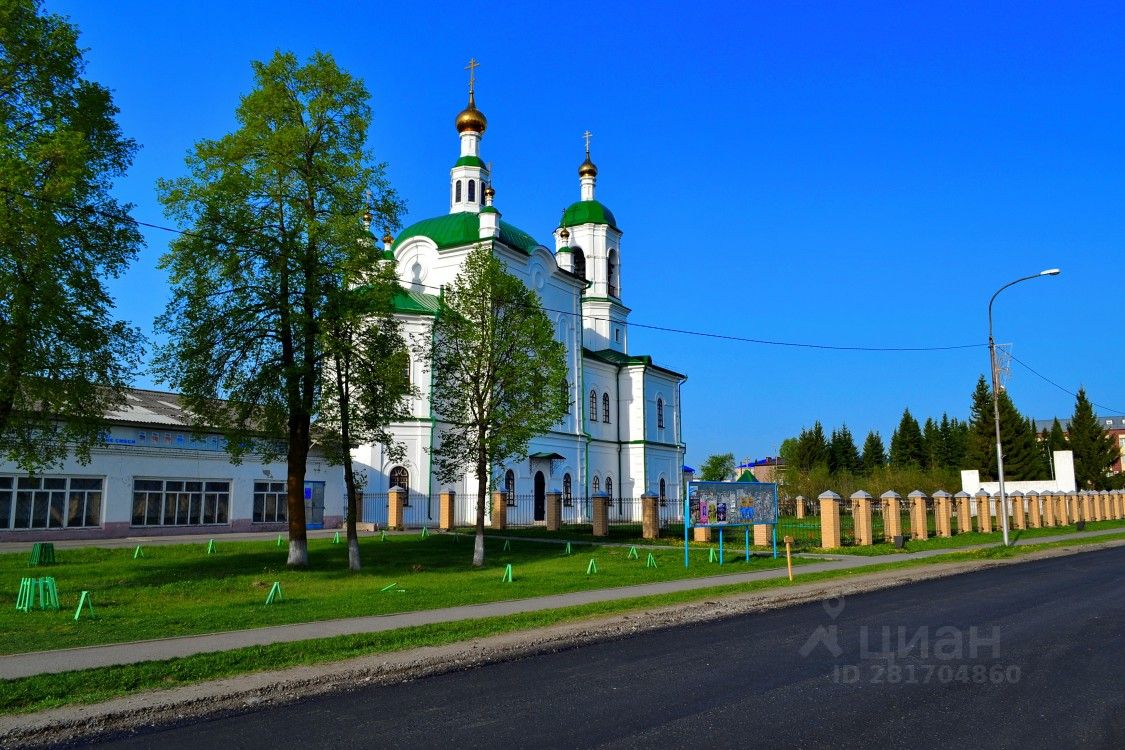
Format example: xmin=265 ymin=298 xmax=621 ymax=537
xmin=988 ymin=268 xmax=1061 ymax=546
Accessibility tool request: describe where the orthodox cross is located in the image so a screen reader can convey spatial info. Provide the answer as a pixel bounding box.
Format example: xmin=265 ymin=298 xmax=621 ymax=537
xmin=583 ymin=130 xmax=592 ymax=156
xmin=465 ymin=58 xmax=479 ymax=95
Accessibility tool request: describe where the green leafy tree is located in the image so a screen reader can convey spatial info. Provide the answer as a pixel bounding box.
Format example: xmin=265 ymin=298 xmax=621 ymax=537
xmin=828 ymin=424 xmax=861 ymax=474
xmin=699 ymin=452 xmax=736 ymax=481
xmin=1067 ymin=388 xmax=1118 ymax=489
xmin=155 ymin=51 xmax=395 ymax=568
xmin=889 ymin=409 xmax=925 ymax=468
xmin=0 ymin=0 xmax=143 ymax=471
xmin=422 ymin=246 xmax=568 ymax=567
xmin=860 ymin=430 xmax=886 ymax=472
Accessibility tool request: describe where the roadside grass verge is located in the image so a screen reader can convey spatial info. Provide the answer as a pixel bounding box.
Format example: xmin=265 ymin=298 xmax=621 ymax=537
xmin=2 ymin=531 xmax=1122 ymax=715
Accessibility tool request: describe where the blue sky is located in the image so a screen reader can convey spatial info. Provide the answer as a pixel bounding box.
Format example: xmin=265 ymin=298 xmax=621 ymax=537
xmin=48 ymin=0 xmax=1125 ymax=465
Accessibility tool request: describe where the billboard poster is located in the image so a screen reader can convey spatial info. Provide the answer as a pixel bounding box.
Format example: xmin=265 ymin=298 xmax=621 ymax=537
xmin=687 ymin=481 xmax=777 ymax=527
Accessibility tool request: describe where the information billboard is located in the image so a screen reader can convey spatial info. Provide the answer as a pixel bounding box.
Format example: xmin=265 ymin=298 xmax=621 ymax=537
xmin=687 ymin=481 xmax=778 ymax=527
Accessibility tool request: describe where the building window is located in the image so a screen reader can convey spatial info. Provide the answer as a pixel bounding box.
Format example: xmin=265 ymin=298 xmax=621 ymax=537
xmin=563 ymin=474 xmax=572 ymax=506
xmin=659 ymin=478 xmax=667 ymax=506
xmin=589 ymin=389 xmax=598 ymax=422
xmin=657 ymin=397 xmax=665 ymax=429
xmin=607 ymin=248 xmax=618 ymax=297
xmin=455 ymin=180 xmax=462 ymax=202
xmin=389 ymin=466 xmax=409 ymax=491
xmin=251 ymin=481 xmax=286 ymax=524
xmin=505 ymin=469 xmax=516 ymax=506
xmin=573 ymin=247 xmax=586 ymax=281
xmin=400 ymin=350 xmax=411 ymax=386
xmin=602 ymin=393 xmax=611 ymax=423
xmin=592 ymin=475 xmax=600 ymax=494
xmin=1 ymin=475 xmax=103 ymax=530
xmin=133 ymin=478 xmax=231 ymax=527
xmin=468 ymin=179 xmax=476 ymax=203
xmin=605 ymin=476 xmax=613 ymax=499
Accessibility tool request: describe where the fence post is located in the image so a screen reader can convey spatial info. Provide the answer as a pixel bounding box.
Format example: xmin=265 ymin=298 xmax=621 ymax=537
xmin=491 ymin=491 xmax=508 ymax=530
xmin=953 ymin=491 xmax=971 ymax=534
xmin=907 ymin=490 xmax=929 ymax=541
xmin=1026 ymin=490 xmax=1041 ymax=528
xmin=439 ymin=490 xmax=456 ymax=531
xmin=975 ymin=490 xmax=992 ymax=533
xmin=1043 ymin=491 xmax=1057 ymax=527
xmin=1010 ymin=490 xmax=1026 ymax=530
xmin=880 ymin=491 xmax=902 ymax=541
xmin=547 ymin=490 xmax=563 ymax=532
xmin=387 ymin=487 xmax=405 ymax=531
xmin=818 ymin=491 xmax=842 ymax=548
xmin=1114 ymin=490 xmax=1123 ymax=520
xmin=795 ymin=495 xmax=806 ymax=519
xmin=641 ymin=493 xmax=659 ymax=539
xmin=1058 ymin=491 xmax=1072 ymax=526
xmin=933 ymin=490 xmax=952 ymax=538
xmin=1102 ymin=490 xmax=1114 ymax=521
xmin=850 ymin=491 xmax=873 ymax=546
xmin=592 ymin=492 xmax=609 ymax=537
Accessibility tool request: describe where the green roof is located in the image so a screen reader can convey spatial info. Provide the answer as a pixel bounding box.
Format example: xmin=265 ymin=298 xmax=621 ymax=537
xmin=454 ymin=155 xmax=487 ymax=168
xmin=561 ymin=200 xmax=617 ymax=229
xmin=582 ymin=348 xmax=687 ymax=380
xmin=391 ymin=289 xmax=441 ymax=316
xmin=736 ymin=470 xmax=758 ymax=483
xmin=392 ymin=212 xmax=542 ymax=255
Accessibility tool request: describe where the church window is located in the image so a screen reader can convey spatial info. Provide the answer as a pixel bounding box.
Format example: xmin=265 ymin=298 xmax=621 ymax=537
xmin=592 ymin=475 xmax=600 ymax=494
xmin=468 ymin=179 xmax=476 ymax=203
xmin=657 ymin=397 xmax=665 ymax=429
xmin=602 ymin=393 xmax=611 ymax=423
xmin=659 ymin=478 xmax=667 ymax=506
xmin=589 ymin=389 xmax=598 ymax=422
xmin=563 ymin=474 xmax=572 ymax=506
xmin=389 ymin=466 xmax=409 ymax=492
xmin=563 ymin=380 xmax=570 ymax=413
xmin=607 ymin=249 xmax=618 ymax=297
xmin=504 ymin=469 xmax=515 ymax=505
xmin=573 ymin=248 xmax=586 ymax=281
xmin=605 ymin=476 xmax=613 ymax=499
xmin=455 ymin=180 xmax=462 ymax=202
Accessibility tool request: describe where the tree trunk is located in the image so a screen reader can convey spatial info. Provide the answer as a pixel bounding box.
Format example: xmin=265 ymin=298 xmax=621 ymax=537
xmin=286 ymin=416 xmax=310 ymax=568
xmin=344 ymin=468 xmax=361 ymax=572
xmin=473 ymin=450 xmax=487 ymax=567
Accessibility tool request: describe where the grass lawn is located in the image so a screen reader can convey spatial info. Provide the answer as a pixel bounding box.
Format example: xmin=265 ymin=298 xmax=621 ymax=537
xmin=0 ymin=532 xmax=793 ymax=654
xmin=813 ymin=518 xmax=1125 ymax=555
xmin=2 ymin=531 xmax=1122 ymax=715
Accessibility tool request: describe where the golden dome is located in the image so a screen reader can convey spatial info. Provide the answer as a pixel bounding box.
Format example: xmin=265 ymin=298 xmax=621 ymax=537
xmin=382 ymin=231 xmax=394 ymax=246
xmin=455 ymin=92 xmax=487 ymax=134
xmin=578 ymin=156 xmax=598 ymax=178
xmin=559 ymin=226 xmax=570 ymax=240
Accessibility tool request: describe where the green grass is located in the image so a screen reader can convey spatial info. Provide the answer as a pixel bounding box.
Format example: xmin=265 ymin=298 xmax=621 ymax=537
xmin=813 ymin=518 xmax=1125 ymax=555
xmin=2 ymin=530 xmax=1122 ymax=716
xmin=0 ymin=533 xmax=791 ymax=654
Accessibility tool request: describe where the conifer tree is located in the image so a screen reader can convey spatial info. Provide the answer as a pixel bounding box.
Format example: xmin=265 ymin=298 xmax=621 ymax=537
xmin=922 ymin=417 xmax=942 ymax=469
xmin=861 ymin=430 xmax=886 ymax=472
xmin=964 ymin=375 xmax=1043 ymax=480
xmin=829 ymin=424 xmax=861 ymax=474
xmin=1067 ymin=388 xmax=1118 ymax=489
xmin=793 ymin=422 xmax=829 ymax=471
xmin=889 ymin=409 xmax=925 ymax=467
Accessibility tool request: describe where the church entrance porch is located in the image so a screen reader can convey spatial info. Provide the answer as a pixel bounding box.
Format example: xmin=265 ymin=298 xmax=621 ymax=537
xmin=534 ymin=471 xmax=546 ymax=521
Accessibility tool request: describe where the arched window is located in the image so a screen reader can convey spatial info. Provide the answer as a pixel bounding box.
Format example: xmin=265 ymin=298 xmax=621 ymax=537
xmin=605 ymin=476 xmax=613 ymax=499
xmin=504 ymin=469 xmax=515 ymax=505
xmin=572 ymin=247 xmax=586 ymax=281
xmin=468 ymin=179 xmax=476 ymax=203
xmin=589 ymin=389 xmax=598 ymax=422
xmin=657 ymin=397 xmax=665 ymax=429
xmin=401 ymin=350 xmax=411 ymax=386
xmin=389 ymin=466 xmax=409 ymax=491
xmin=455 ymin=180 xmax=462 ymax=202
xmin=563 ymin=474 xmax=572 ymax=506
xmin=592 ymin=475 xmax=600 ymax=494
xmin=607 ymin=248 xmax=618 ymax=297
xmin=602 ymin=393 xmax=611 ymax=423
xmin=659 ymin=478 xmax=667 ymax=506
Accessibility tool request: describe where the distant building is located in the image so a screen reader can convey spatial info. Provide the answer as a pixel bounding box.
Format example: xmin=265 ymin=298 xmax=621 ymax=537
xmin=1034 ymin=416 xmax=1125 ymax=475
xmin=735 ymin=457 xmax=784 ymax=484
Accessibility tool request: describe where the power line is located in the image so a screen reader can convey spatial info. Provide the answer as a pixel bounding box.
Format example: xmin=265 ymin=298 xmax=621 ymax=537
xmin=1008 ymin=353 xmax=1125 ymax=417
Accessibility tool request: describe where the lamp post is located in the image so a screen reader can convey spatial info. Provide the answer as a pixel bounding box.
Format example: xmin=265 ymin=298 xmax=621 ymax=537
xmin=988 ymin=268 xmax=1061 ymax=546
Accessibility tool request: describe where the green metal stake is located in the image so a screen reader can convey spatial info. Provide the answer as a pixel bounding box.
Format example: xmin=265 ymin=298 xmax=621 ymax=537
xmin=708 ymin=547 xmax=718 ymax=563
xmin=564 ymin=542 xmax=572 ymax=555
xmin=133 ymin=545 xmax=144 ymax=559
xmin=277 ymin=534 xmax=284 ymax=547
xmin=586 ymin=558 xmax=598 ymax=575
xmin=16 ymin=578 xmax=34 ymax=612
xmin=379 ymin=582 xmax=398 ymax=592
xmin=265 ymin=581 xmax=284 ymax=605
xmin=627 ymin=545 xmax=639 ymax=559
xmin=333 ymin=531 xmax=341 ymax=544
xmin=39 ymin=577 xmax=59 ymax=610
xmin=421 ymin=527 xmax=429 ymax=539
xmin=380 ymin=530 xmax=387 ymax=542
xmin=206 ymin=539 xmax=216 ymax=555
xmin=73 ymin=590 xmax=94 ymax=621
xmin=501 ymin=563 xmax=513 ymax=583
xmin=502 ymin=539 xmax=510 ymax=551
xmin=646 ymin=552 xmax=657 ymax=568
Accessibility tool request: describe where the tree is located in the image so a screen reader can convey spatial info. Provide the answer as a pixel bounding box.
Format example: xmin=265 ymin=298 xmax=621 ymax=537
xmin=155 ymin=51 xmax=397 ymax=568
xmin=318 ymin=259 xmax=412 ymax=571
xmin=0 ymin=0 xmax=143 ymax=472
xmin=422 ymin=245 xmax=568 ymax=567
xmin=1047 ymin=417 xmax=1068 ymax=452
xmin=699 ymin=452 xmax=736 ymax=481
xmin=828 ymin=424 xmax=860 ymax=474
xmin=793 ymin=422 xmax=829 ymax=471
xmin=889 ymin=409 xmax=924 ymax=468
xmin=860 ymin=430 xmax=886 ymax=472
xmin=921 ymin=417 xmax=942 ymax=469
xmin=1067 ymin=388 xmax=1117 ymax=489
xmin=964 ymin=375 xmax=1043 ymax=481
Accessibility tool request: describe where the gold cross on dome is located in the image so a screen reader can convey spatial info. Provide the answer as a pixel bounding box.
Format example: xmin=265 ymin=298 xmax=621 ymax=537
xmin=465 ymin=58 xmax=480 ymax=95
xmin=583 ymin=130 xmax=592 ymax=155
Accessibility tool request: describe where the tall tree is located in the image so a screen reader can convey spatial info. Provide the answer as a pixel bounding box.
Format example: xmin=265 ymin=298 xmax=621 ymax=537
xmin=889 ymin=409 xmax=925 ymax=468
xmin=921 ymin=417 xmax=942 ymax=469
xmin=860 ymin=430 xmax=886 ymax=472
xmin=1047 ymin=417 xmax=1068 ymax=453
xmin=0 ymin=0 xmax=143 ymax=471
xmin=1067 ymin=388 xmax=1118 ymax=489
xmin=964 ymin=375 xmax=1043 ymax=480
xmin=699 ymin=452 xmax=736 ymax=481
xmin=155 ymin=51 xmax=397 ymax=568
xmin=828 ymin=424 xmax=860 ymax=474
xmin=793 ymin=422 xmax=829 ymax=471
xmin=422 ymin=246 xmax=568 ymax=567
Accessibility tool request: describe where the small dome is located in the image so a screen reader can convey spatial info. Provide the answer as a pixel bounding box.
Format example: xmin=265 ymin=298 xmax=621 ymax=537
xmin=455 ymin=92 xmax=487 ymax=134
xmin=578 ymin=156 xmax=598 ymax=178
xmin=382 ymin=231 xmax=394 ymax=246
xmin=484 ymin=184 xmax=495 ymax=198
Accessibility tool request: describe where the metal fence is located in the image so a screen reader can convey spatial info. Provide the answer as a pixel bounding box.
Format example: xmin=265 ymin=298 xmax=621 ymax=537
xmin=361 ymin=492 xmax=440 ymax=528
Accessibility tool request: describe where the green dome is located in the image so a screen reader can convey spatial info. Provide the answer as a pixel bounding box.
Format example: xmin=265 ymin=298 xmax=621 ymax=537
xmin=561 ymin=200 xmax=617 ymax=229
xmin=392 ymin=211 xmax=541 ymax=255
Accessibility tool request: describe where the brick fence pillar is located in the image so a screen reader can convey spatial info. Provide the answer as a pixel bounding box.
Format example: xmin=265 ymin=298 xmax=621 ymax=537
xmin=954 ymin=491 xmax=972 ymax=534
xmin=1114 ymin=490 xmax=1124 ymax=520
xmin=1103 ymin=491 xmax=1114 ymax=521
xmin=491 ymin=491 xmax=508 ymax=530
xmin=850 ymin=491 xmax=874 ymax=546
xmin=641 ymin=493 xmax=659 ymax=539
xmin=1010 ymin=490 xmax=1026 ymax=530
xmin=1058 ymin=492 xmax=1071 ymax=526
xmin=975 ymin=491 xmax=992 ymax=533
xmin=933 ymin=490 xmax=952 ymax=538
xmin=546 ymin=491 xmax=562 ymax=532
xmin=1027 ymin=491 xmax=1041 ymax=528
xmin=387 ymin=487 xmax=406 ymax=531
xmin=439 ymin=490 xmax=456 ymax=531
xmin=753 ymin=523 xmax=770 ymax=546
xmin=880 ymin=491 xmax=902 ymax=541
xmin=908 ymin=490 xmax=929 ymax=541
xmin=1044 ymin=492 xmax=1057 ymax=527
xmin=1082 ymin=491 xmax=1094 ymax=522
xmin=818 ymin=491 xmax=842 ymax=548
xmin=592 ymin=492 xmax=609 ymax=537
xmin=795 ymin=495 xmax=806 ymax=519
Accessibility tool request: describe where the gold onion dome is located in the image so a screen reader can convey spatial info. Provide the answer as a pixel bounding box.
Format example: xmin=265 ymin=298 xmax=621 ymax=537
xmin=455 ymin=92 xmax=487 ymax=134
xmin=578 ymin=156 xmax=598 ymax=178
xmin=382 ymin=231 xmax=394 ymax=246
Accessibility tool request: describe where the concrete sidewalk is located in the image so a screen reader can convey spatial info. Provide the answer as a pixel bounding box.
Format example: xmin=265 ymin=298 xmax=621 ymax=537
xmin=1 ymin=526 xmax=1121 ymax=680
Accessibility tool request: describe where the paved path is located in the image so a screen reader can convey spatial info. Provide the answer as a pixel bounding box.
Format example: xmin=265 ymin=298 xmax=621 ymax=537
xmin=0 ymin=527 xmax=1121 ymax=680
xmin=95 ymin=546 xmax=1125 ymax=749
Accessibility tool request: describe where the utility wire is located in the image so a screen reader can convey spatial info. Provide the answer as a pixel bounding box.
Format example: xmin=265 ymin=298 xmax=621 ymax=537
xmin=1008 ymin=353 xmax=1125 ymax=417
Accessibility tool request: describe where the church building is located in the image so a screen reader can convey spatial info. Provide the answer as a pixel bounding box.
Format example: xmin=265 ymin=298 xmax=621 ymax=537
xmin=353 ymin=74 xmax=687 ymax=525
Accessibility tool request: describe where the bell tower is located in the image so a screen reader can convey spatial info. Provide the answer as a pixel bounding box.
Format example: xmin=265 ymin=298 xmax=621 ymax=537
xmin=449 ymin=58 xmax=490 ymax=213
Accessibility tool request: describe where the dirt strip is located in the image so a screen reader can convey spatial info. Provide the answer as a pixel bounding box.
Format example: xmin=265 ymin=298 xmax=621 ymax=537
xmin=3 ymin=538 xmax=1123 ymax=748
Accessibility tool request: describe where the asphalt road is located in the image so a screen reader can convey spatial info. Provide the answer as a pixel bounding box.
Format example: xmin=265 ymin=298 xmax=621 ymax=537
xmin=94 ymin=546 xmax=1125 ymax=749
